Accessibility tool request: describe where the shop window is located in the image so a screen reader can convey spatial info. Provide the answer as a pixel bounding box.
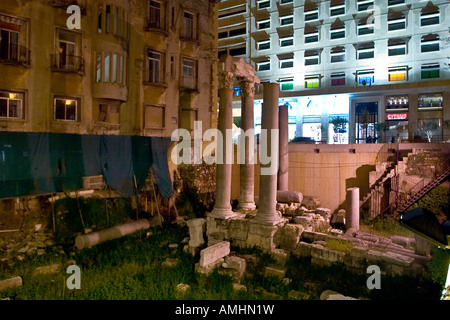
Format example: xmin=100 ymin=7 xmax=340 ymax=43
xmin=386 ymin=95 xmax=409 ymax=111
xmin=418 ymin=93 xmax=443 ymax=111
xmin=418 ymin=119 xmax=442 ymax=142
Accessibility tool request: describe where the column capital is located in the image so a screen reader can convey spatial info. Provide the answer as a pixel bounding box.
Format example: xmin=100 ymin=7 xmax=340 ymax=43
xmin=239 ymin=80 xmax=256 ymax=98
xmin=218 ymin=71 xmax=235 ymax=90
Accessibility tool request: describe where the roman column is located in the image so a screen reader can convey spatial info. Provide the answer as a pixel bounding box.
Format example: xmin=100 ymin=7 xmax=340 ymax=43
xmin=238 ymin=79 xmax=256 ymax=211
xmin=346 ymin=187 xmax=360 ymax=231
xmin=278 ymin=104 xmax=289 ymax=191
xmin=253 ymin=82 xmax=281 ymax=225
xmin=210 ymin=70 xmax=236 ymax=219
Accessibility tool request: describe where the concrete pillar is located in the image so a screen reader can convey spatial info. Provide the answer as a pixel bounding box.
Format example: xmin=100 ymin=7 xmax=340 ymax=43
xmin=239 ymin=80 xmax=256 ymax=211
xmin=278 ymin=104 xmax=289 ymax=191
xmin=210 ymin=71 xmax=237 ymax=219
xmin=408 ymin=93 xmax=419 ymax=140
xmin=346 ymin=187 xmax=360 ymax=231
xmin=253 ymin=83 xmax=281 ymax=226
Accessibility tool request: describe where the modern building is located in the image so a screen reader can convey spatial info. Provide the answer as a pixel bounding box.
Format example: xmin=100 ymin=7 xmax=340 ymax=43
xmin=0 ymin=0 xmax=219 ymax=138
xmin=218 ymin=0 xmax=450 ymax=143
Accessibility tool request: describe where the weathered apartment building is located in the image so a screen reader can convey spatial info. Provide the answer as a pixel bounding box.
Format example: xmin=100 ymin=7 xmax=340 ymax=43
xmin=0 ymin=0 xmax=219 ymax=137
xmin=0 ymin=0 xmax=220 ymax=199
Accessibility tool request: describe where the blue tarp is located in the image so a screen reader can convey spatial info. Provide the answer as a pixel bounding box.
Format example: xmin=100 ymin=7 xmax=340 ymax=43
xmin=0 ymin=132 xmax=173 ymax=199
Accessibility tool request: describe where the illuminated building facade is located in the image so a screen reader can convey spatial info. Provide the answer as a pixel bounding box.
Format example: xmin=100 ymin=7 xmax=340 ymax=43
xmin=218 ymin=0 xmax=450 ymax=143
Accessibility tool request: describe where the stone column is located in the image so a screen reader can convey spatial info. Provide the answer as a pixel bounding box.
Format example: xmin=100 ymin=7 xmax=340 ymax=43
xmin=187 ymin=218 xmax=205 ymax=247
xmin=346 ymin=187 xmax=360 ymax=231
xmin=239 ymin=80 xmax=256 ymax=211
xmin=278 ymin=104 xmax=289 ymax=191
xmin=210 ymin=71 xmax=237 ymax=219
xmin=253 ymin=83 xmax=281 ymax=226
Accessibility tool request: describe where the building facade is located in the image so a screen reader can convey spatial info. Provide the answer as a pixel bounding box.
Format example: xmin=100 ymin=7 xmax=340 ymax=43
xmin=0 ymin=0 xmax=219 ymax=138
xmin=218 ymin=0 xmax=450 ymax=143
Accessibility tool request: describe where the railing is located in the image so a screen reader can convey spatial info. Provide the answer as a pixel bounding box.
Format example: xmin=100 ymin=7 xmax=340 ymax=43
xmin=391 ymin=157 xmax=450 ymax=217
xmin=50 ymin=54 xmax=84 ymax=74
xmin=0 ymin=44 xmax=30 ymax=67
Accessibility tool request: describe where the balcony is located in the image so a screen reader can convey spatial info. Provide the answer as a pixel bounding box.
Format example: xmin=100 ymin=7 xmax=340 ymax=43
xmin=50 ymin=54 xmax=84 ymax=75
xmin=0 ymin=44 xmax=30 ymax=67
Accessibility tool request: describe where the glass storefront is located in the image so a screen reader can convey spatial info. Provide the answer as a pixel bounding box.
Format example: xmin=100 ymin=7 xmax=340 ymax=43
xmin=355 ymin=102 xmax=378 ymax=143
xmin=386 ymin=95 xmax=409 ymax=142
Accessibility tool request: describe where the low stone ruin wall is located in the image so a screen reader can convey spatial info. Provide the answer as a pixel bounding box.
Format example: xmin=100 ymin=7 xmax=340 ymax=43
xmin=186 ymin=204 xmax=430 ymax=279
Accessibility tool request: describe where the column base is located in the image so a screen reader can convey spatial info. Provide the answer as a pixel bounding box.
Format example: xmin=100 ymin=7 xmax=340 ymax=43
xmin=238 ymin=202 xmax=256 ymax=212
xmin=251 ymin=210 xmax=283 ymax=226
xmin=209 ymin=206 xmax=238 ymax=219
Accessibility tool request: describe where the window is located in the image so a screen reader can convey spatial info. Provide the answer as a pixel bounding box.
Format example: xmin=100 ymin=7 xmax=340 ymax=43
xmin=0 ymin=90 xmax=24 ymax=119
xmin=421 ymin=11 xmax=439 ymax=27
xmin=388 ymin=39 xmax=407 ymax=56
xmin=54 ymin=97 xmax=78 ymax=121
xmin=388 ymin=67 xmax=407 ymax=82
xmin=358 ymin=18 xmax=374 ymax=35
xmin=98 ymin=4 xmax=103 ymax=33
xmin=257 ymin=19 xmax=270 ymax=30
xmin=330 ymin=47 xmax=345 ymax=63
xmin=112 ymin=53 xmax=118 ymax=83
xmin=421 ymin=35 xmax=440 ymax=53
xmin=0 ymin=29 xmax=19 ymax=62
xmin=421 ymin=63 xmax=440 ymax=79
xmin=113 ymin=6 xmax=119 ymax=34
xmin=279 ymin=78 xmax=294 ymax=91
xmin=257 ymin=60 xmax=270 ymax=71
xmin=104 ymin=52 xmax=110 ymax=82
xmin=388 ymin=0 xmax=405 ymax=6
xmin=305 ymin=31 xmax=319 ymax=43
xmin=330 ymin=4 xmax=345 ymax=16
xmin=356 ymin=70 xmax=374 ymax=86
xmin=57 ymin=30 xmax=76 ymax=70
xmin=280 ymin=0 xmax=293 ymax=4
xmin=388 ymin=16 xmax=406 ymax=31
xmin=305 ymin=10 xmax=318 ymax=21
xmin=119 ymin=55 xmax=125 ymax=84
xmin=229 ymin=46 xmax=246 ymax=56
xmin=305 ymin=76 xmax=320 ymax=88
xmin=279 ymin=56 xmax=294 ymax=69
xmin=229 ymin=27 xmax=246 ymax=37
xmin=219 ymin=4 xmax=246 ymax=19
xmin=357 ymin=0 xmax=373 ymax=11
xmin=418 ymin=93 xmax=443 ymax=111
xmin=257 ymin=0 xmax=270 ymax=9
xmin=279 ymin=36 xmax=293 ymax=47
xmin=106 ymin=5 xmax=111 ymax=33
xmin=357 ymin=43 xmax=374 ymax=59
xmin=182 ymin=12 xmax=195 ymax=40
xmin=257 ymin=40 xmax=270 ymax=50
xmin=96 ymin=53 xmax=102 ymax=82
xmin=331 ymin=73 xmax=345 ymax=86
xmin=147 ymin=50 xmax=162 ymax=83
xmin=148 ymin=1 xmax=161 ymax=29
xmin=280 ymin=15 xmax=293 ymax=26
xmin=330 ymin=27 xmax=345 ymax=39
xmin=182 ymin=58 xmax=194 ymax=77
xmin=305 ymin=51 xmax=320 ymax=65
xmin=145 ymin=105 xmax=165 ymax=129
xmin=182 ymin=58 xmax=197 ymax=89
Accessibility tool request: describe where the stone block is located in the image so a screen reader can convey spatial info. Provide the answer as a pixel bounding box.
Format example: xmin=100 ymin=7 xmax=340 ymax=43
xmin=311 ymin=244 xmax=346 ymax=266
xmin=270 ymin=248 xmax=289 ymax=266
xmin=293 ymin=242 xmax=313 ymax=258
xmin=245 ymin=233 xmax=262 ymax=248
xmin=302 ymin=195 xmax=321 ymax=209
xmin=292 ymin=215 xmax=313 ymax=228
xmin=381 ymin=251 xmax=414 ymax=267
xmin=223 ymin=256 xmax=246 ymax=276
xmin=195 ymin=258 xmax=225 ymax=275
xmin=390 ymin=235 xmax=415 ymax=248
xmin=264 ymin=266 xmax=287 ymax=280
xmin=249 ymin=222 xmax=278 ymax=237
xmin=33 ymin=263 xmax=61 ymax=275
xmin=316 ymin=208 xmax=331 ymax=219
xmin=0 ymin=276 xmax=22 ymax=292
xmin=199 ymin=241 xmax=230 ymax=267
xmin=175 ymin=283 xmax=190 ymax=294
xmin=301 ymin=231 xmax=328 ymax=243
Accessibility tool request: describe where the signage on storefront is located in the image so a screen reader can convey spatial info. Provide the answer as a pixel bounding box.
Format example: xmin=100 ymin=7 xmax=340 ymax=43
xmin=387 ymin=113 xmax=408 ymax=120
